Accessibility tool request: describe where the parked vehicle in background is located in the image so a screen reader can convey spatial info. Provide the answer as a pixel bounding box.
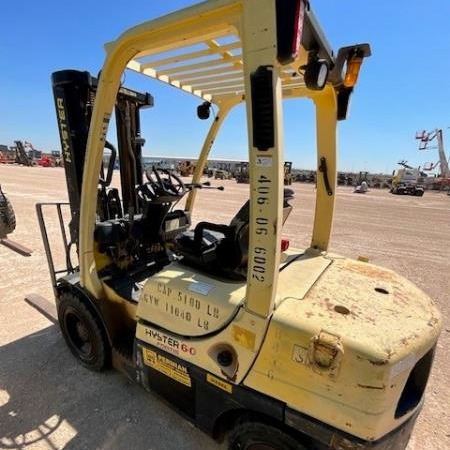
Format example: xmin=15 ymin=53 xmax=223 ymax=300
xmin=390 ymin=161 xmax=425 ymax=196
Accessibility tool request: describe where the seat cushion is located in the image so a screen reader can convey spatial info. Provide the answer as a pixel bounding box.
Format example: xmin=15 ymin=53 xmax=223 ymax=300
xmin=176 ymin=229 xmax=223 ymax=252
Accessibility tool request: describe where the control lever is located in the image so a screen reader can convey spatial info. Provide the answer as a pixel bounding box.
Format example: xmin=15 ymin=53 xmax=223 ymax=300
xmin=200 ymin=185 xmax=225 ymax=191
xmin=186 ymin=182 xmax=224 ymax=191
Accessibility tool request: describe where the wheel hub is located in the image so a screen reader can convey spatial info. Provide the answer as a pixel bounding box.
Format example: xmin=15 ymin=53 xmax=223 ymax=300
xmin=65 ymin=311 xmax=93 ymax=356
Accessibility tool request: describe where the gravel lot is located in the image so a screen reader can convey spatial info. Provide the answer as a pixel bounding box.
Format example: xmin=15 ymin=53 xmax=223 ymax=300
xmin=0 ymin=165 xmax=449 ymax=450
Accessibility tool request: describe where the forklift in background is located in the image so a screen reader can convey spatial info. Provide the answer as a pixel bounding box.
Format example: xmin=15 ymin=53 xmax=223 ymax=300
xmin=284 ymin=161 xmax=293 ymax=185
xmin=32 ymin=1 xmax=441 ymax=449
xmin=13 ymin=141 xmax=33 ymax=166
xmin=235 ymin=161 xmax=250 ymax=183
xmin=353 ymin=171 xmax=369 ymax=194
xmin=356 ymin=171 xmax=368 ymax=186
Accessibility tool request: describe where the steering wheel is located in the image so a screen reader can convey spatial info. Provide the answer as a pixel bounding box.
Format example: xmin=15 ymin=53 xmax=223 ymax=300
xmin=145 ymin=166 xmax=186 ymax=198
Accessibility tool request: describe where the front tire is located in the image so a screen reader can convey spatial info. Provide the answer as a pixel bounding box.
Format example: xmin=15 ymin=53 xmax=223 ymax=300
xmin=57 ymin=292 xmax=110 ymax=371
xmin=228 ymin=422 xmax=307 ymax=450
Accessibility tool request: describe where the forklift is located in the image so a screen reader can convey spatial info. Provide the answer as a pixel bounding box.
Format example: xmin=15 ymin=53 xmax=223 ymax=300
xmin=35 ymin=1 xmax=441 ymax=449
xmin=235 ymin=161 xmax=250 ymax=183
xmin=13 ymin=140 xmax=34 ymax=166
xmin=284 ymin=161 xmax=293 ymax=185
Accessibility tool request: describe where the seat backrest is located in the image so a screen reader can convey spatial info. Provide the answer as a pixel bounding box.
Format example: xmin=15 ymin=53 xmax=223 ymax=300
xmin=218 ymin=188 xmax=294 ymax=272
xmin=230 ymin=187 xmax=294 ymax=228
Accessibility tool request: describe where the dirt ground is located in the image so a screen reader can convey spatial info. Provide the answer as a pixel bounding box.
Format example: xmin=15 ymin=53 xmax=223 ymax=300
xmin=0 ymin=165 xmax=449 ymax=450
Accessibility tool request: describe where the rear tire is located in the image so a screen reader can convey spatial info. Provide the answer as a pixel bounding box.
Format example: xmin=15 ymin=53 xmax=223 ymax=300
xmin=57 ymin=292 xmax=110 ymax=371
xmin=228 ymin=422 xmax=307 ymax=450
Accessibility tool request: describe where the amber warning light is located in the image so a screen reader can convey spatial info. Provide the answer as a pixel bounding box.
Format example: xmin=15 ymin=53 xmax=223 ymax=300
xmin=344 ymin=54 xmax=363 ymax=88
xmin=276 ymin=0 xmax=306 ymax=65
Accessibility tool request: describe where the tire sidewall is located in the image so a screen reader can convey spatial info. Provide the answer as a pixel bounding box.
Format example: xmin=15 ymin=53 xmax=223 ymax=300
xmin=228 ymin=422 xmax=307 ymax=450
xmin=57 ymin=293 xmax=109 ymax=371
xmin=0 ymin=196 xmax=16 ymax=236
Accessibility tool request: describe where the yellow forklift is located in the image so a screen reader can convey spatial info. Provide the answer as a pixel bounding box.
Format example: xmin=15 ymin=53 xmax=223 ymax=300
xmin=34 ymin=1 xmax=441 ymax=449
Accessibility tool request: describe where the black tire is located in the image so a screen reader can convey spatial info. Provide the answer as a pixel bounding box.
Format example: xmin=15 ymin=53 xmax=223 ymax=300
xmin=228 ymin=422 xmax=307 ymax=450
xmin=57 ymin=292 xmax=110 ymax=371
xmin=0 ymin=193 xmax=16 ymax=237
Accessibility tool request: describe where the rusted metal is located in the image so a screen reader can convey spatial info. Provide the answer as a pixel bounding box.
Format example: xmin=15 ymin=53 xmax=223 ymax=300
xmin=24 ymin=294 xmax=58 ymax=324
xmin=343 ymin=261 xmax=396 ymax=283
xmin=0 ymin=238 xmax=33 ymax=256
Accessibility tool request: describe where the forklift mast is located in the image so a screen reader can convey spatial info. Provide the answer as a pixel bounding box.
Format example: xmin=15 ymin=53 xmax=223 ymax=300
xmin=14 ymin=141 xmax=32 ymax=166
xmin=51 ymin=70 xmax=153 ymax=246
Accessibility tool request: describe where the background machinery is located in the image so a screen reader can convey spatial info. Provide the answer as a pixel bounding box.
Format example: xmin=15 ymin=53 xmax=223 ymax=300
xmin=417 ymin=128 xmax=450 ymax=190
xmin=32 ymin=1 xmax=440 ymax=450
xmin=390 ymin=160 xmax=425 ymax=196
xmin=13 ymin=140 xmax=34 ymax=166
xmin=235 ymin=161 xmax=250 ymax=184
xmin=178 ymin=160 xmax=196 ymax=176
xmin=353 ymin=171 xmax=369 ymax=193
xmin=283 ymin=161 xmax=293 ymax=185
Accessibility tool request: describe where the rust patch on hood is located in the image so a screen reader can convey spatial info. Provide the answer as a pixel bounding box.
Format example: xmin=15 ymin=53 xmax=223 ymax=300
xmin=357 ymin=383 xmax=386 ymax=390
xmin=368 ymin=359 xmax=389 ymax=366
xmin=342 ymin=261 xmax=396 ymax=283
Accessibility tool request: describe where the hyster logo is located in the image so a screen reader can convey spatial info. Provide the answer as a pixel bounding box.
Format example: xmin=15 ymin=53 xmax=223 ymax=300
xmin=56 ymin=98 xmax=71 ymax=163
xmin=145 ymin=329 xmax=196 ymax=356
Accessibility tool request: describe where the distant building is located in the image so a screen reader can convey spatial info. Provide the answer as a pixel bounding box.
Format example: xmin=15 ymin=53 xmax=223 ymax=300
xmin=142 ymin=155 xmax=247 ymax=174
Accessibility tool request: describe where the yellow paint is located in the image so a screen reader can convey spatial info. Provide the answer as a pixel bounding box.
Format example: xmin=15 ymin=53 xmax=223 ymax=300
xmin=77 ymin=0 xmax=364 ymax=317
xmin=232 ymin=325 xmax=256 ymax=350
xmin=242 ymin=0 xmax=283 ymax=318
xmin=244 ymin=256 xmax=442 ymax=441
xmin=311 ymin=86 xmax=337 ymax=251
xmin=137 ymin=263 xmax=245 ymax=337
xmin=136 ymin=306 xmax=268 ymax=384
xmin=186 ymin=97 xmax=241 ymax=214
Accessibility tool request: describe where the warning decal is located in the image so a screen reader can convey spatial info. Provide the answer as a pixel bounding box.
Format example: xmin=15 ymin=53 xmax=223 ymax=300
xmin=206 ymin=373 xmax=233 ymax=393
xmin=142 ymin=348 xmax=192 ymax=387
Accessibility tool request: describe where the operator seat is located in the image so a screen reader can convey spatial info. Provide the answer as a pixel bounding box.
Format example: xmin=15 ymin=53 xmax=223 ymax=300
xmin=175 ymin=188 xmax=294 ymax=280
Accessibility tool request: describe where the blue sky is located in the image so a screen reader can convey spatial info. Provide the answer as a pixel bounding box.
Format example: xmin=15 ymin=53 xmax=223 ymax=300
xmin=1 ymin=0 xmax=449 ymax=173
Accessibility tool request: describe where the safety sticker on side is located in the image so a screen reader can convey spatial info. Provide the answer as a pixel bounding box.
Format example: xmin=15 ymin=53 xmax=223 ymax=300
xmin=142 ymin=348 xmax=192 ymax=387
xmin=206 ymin=373 xmax=233 ymax=393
